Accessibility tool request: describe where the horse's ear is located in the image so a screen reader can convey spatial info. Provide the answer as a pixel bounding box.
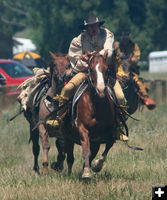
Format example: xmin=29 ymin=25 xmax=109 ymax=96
xmin=103 ymin=50 xmax=108 ymax=60
xmin=86 ymin=50 xmax=94 ymax=59
xmin=86 ymin=50 xmax=91 ymax=55
xmin=49 ymin=51 xmax=57 ymax=59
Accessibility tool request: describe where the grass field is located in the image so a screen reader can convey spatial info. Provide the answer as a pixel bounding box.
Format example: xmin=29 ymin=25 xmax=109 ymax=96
xmin=0 ymin=73 xmax=167 ymax=200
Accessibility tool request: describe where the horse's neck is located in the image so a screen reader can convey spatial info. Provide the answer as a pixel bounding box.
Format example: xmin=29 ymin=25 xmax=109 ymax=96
xmin=50 ymin=75 xmax=57 ymax=96
xmin=89 ymin=87 xmax=109 ymax=108
xmin=83 ymin=87 xmax=115 ymax=124
xmin=46 ymin=87 xmax=54 ymax=98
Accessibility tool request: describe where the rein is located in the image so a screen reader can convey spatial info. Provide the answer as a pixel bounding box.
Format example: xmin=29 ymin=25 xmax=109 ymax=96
xmin=9 ymin=108 xmax=24 ymax=121
xmin=87 ymin=68 xmax=96 ymax=91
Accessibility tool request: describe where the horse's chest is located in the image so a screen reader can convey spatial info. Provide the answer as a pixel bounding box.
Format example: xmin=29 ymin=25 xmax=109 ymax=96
xmin=89 ymin=124 xmax=115 ymax=143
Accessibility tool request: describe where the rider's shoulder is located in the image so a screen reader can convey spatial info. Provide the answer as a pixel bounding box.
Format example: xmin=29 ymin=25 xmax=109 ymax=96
xmin=114 ymin=41 xmax=120 ymax=48
xmin=100 ymin=28 xmax=114 ymax=38
xmin=70 ymin=33 xmax=83 ymax=46
xmin=102 ymin=28 xmax=113 ymax=34
xmin=134 ymin=42 xmax=139 ymax=49
xmin=73 ymin=31 xmax=87 ymax=41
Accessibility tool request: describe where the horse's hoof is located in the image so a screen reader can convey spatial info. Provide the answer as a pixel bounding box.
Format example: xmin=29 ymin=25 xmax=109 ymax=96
xmin=42 ymin=167 xmax=49 ymax=174
xmin=51 ymin=162 xmax=64 ymax=171
xmin=32 ymin=169 xmax=40 ymax=175
xmin=68 ymin=170 xmax=72 ymax=176
xmin=82 ymin=167 xmax=91 ymax=179
xmin=91 ymin=157 xmax=105 ymax=173
xmin=32 ymin=166 xmax=40 ymax=175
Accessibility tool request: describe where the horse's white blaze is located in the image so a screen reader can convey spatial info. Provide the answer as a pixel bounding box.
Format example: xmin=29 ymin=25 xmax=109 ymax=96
xmin=95 ymin=63 xmax=105 ymax=92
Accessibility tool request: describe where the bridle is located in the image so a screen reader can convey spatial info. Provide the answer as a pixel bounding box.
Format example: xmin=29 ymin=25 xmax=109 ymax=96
xmin=50 ymin=60 xmax=71 ymax=92
xmin=52 ymin=60 xmax=71 ymax=81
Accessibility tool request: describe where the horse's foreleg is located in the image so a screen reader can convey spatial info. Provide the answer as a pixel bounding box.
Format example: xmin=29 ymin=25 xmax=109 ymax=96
xmin=51 ymin=138 xmax=65 ymax=172
xmin=89 ymin=143 xmax=100 ymax=167
xmin=39 ymin=124 xmax=50 ymax=174
xmin=31 ymin=128 xmax=40 ymax=174
xmin=79 ymin=124 xmax=91 ymax=179
xmin=92 ymin=141 xmax=114 ymax=173
xmin=102 ymin=140 xmax=115 ymax=158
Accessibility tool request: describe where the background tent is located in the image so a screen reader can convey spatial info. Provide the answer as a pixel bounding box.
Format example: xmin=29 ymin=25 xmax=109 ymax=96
xmin=13 ymin=51 xmax=47 ymax=70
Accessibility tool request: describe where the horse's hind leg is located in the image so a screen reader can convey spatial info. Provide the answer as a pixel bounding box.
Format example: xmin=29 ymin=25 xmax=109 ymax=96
xmin=39 ymin=124 xmax=50 ymax=174
xmin=91 ymin=141 xmax=114 ymax=173
xmin=51 ymin=138 xmax=66 ymax=172
xmin=31 ymin=127 xmax=40 ymax=174
xmin=65 ymin=140 xmax=74 ymax=176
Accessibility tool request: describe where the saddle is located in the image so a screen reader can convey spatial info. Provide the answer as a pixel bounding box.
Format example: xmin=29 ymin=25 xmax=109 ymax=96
xmin=26 ymin=77 xmax=49 ymax=111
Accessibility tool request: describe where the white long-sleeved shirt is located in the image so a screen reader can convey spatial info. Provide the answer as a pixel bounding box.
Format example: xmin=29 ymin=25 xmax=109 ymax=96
xmin=68 ymin=28 xmax=114 ymax=72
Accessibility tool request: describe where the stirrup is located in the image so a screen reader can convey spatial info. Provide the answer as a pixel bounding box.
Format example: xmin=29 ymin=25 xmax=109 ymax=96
xmin=115 ymin=130 xmax=129 ymax=141
xmin=46 ymin=119 xmax=59 ymax=128
xmin=119 ymin=133 xmax=129 ymax=141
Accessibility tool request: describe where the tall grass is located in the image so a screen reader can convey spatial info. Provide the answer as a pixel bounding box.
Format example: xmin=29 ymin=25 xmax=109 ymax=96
xmin=0 ymin=102 xmax=167 ymax=200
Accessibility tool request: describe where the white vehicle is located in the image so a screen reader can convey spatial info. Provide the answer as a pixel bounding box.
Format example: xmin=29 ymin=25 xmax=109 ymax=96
xmin=149 ymin=50 xmax=167 ymax=72
xmin=13 ymin=37 xmax=36 ymax=55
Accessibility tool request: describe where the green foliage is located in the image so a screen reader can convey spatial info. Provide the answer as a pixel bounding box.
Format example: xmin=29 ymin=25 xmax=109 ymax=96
xmin=0 ymin=0 xmax=26 ymax=36
xmin=1 ymin=0 xmax=167 ymax=61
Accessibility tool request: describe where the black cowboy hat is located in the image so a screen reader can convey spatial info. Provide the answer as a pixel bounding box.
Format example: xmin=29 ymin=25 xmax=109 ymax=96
xmin=80 ymin=12 xmax=105 ymax=29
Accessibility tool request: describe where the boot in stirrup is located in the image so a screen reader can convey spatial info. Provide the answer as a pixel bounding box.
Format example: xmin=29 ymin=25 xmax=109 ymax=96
xmin=46 ymin=95 xmax=69 ymax=128
xmin=115 ymin=116 xmax=128 ymax=142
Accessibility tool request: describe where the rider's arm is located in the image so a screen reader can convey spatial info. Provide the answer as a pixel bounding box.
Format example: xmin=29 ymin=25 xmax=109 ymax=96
xmin=68 ymin=35 xmax=89 ymax=72
xmin=99 ymin=28 xmax=114 ymax=63
xmin=130 ymin=43 xmax=140 ymax=64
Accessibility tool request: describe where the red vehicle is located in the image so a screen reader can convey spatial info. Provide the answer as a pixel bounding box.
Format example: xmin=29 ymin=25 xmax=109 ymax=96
xmin=0 ymin=59 xmax=33 ymax=96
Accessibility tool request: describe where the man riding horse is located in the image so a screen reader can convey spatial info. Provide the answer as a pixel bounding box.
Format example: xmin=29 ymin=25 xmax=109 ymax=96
xmin=46 ymin=12 xmax=128 ymax=141
xmin=114 ymin=31 xmax=156 ymax=110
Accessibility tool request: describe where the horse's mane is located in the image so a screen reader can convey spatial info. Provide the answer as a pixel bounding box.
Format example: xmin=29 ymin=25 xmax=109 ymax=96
xmin=49 ymin=51 xmax=68 ymax=58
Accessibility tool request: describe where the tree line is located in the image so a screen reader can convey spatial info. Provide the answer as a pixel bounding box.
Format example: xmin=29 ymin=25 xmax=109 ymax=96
xmin=0 ymin=0 xmax=167 ymax=61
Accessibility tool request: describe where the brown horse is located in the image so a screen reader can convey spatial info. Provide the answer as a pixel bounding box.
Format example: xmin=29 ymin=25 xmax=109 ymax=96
xmin=120 ymin=75 xmax=141 ymax=115
xmin=59 ymin=51 xmax=121 ymax=179
xmin=119 ymin=57 xmax=150 ymax=114
xmin=33 ymin=51 xmax=142 ymax=178
xmin=24 ymin=52 xmax=72 ymax=174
